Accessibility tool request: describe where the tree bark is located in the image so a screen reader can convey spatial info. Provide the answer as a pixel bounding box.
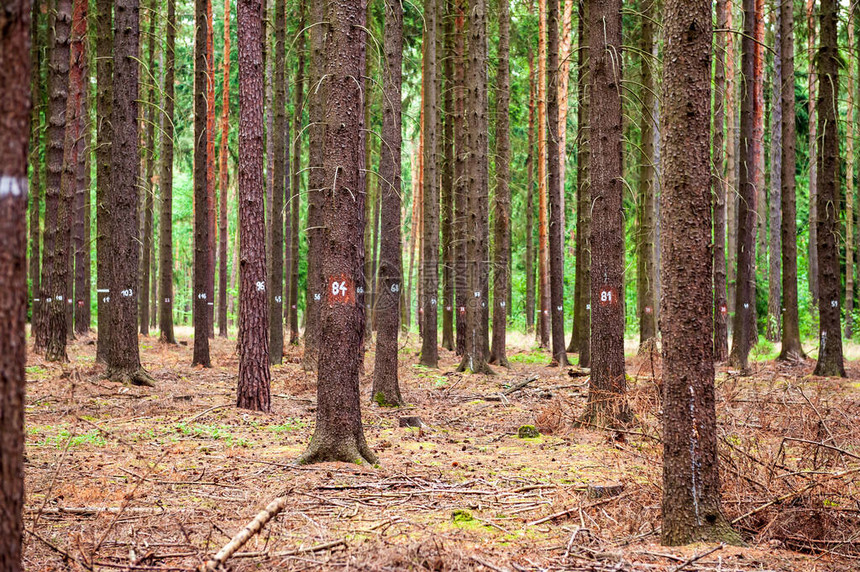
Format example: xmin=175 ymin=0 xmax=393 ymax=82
xmin=453 ymin=0 xmax=466 ymax=353
xmin=193 ymin=0 xmax=212 ymax=367
xmin=159 ymin=0 xmax=177 ymax=344
xmin=236 ymin=0 xmax=272 ymax=410
xmin=728 ymin=0 xmax=757 ymax=373
xmin=845 ymin=16 xmax=855 ymax=340
xmin=712 ymin=0 xmax=729 ymax=362
xmin=536 ymin=0 xmax=550 ymax=348
xmin=139 ymin=0 xmax=157 ymax=336
xmin=725 ymin=0 xmax=737 ymax=320
xmin=489 ymin=0 xmax=511 ymax=367
xmin=28 ymin=0 xmax=42 ymax=335
xmin=0 ymin=2 xmax=31 ymax=567
xmin=813 ymin=0 xmax=845 ymax=377
xmin=765 ymin=1 xmax=782 ymax=343
xmin=290 ymin=4 xmax=305 ymax=346
xmin=441 ymin=0 xmax=455 ymax=351
xmin=584 ymin=0 xmax=626 ymax=424
xmin=525 ymin=47 xmax=536 ymax=335
xmin=299 ymin=0 xmax=377 ymax=464
xmin=268 ymin=0 xmax=286 ymax=364
xmin=72 ymin=0 xmax=90 ymax=336
xmin=218 ymin=0 xmax=230 ymax=338
xmin=660 ymin=0 xmax=740 ymax=546
xmin=372 ymin=0 xmax=404 ymax=407
xmin=96 ymin=0 xmax=114 ymax=357
xmin=807 ymin=0 xmax=818 ymax=305
xmin=206 ymin=0 xmax=216 ymax=338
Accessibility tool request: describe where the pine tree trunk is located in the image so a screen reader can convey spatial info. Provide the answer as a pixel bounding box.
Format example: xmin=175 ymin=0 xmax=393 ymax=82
xmin=440 ymin=0 xmax=455 ymax=351
xmin=489 ymin=0 xmax=510 ymax=367
xmin=268 ymin=0 xmax=286 ymax=364
xmin=777 ymin=0 xmax=804 ymax=361
xmin=557 ymin=0 xmax=572 ymax=251
xmin=139 ymin=0 xmax=156 ymax=336
xmin=525 ymin=47 xmax=536 ymax=335
xmin=96 ymin=0 xmax=114 ymax=357
xmin=712 ymin=0 xmax=729 ymax=361
xmin=766 ymin=1 xmax=782 ymax=342
xmin=236 ymin=0 xmax=272 ymax=410
xmin=206 ymin=0 xmax=216 ymax=338
xmin=289 ymin=6 xmax=303 ymax=345
xmin=728 ymin=0 xmax=758 ymax=372
xmin=845 ymin=16 xmax=855 ymax=340
xmin=28 ymin=0 xmax=42 ymax=335
xmin=536 ymin=0 xmax=550 ymax=348
xmin=813 ymin=0 xmax=845 ymax=377
xmin=159 ymin=0 xmax=177 ymax=344
xmin=192 ymin=0 xmax=212 ymax=367
xmin=725 ymin=0 xmax=737 ymax=320
xmin=751 ymin=0 xmax=764 ymax=344
xmin=547 ymin=0 xmax=568 ymax=366
xmin=453 ymin=0 xmax=467 ymax=353
xmin=218 ymin=0 xmax=230 ymax=338
xmin=371 ymin=0 xmax=404 ymax=406
xmin=73 ymin=25 xmax=90 ymax=336
xmin=299 ymin=0 xmax=377 ymax=464
xmin=636 ymin=0 xmax=658 ymax=352
xmin=0 ymin=2 xmax=31 ymax=567
xmin=660 ymin=0 xmax=740 ymax=546
xmin=807 ymin=0 xmax=818 ymax=305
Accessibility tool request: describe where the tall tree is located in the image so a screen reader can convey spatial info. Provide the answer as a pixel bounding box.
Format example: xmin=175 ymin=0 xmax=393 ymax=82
xmin=206 ymin=0 xmax=216 ymax=338
xmin=139 ymin=0 xmax=157 ymax=336
xmin=453 ymin=0 xmax=467 ymax=354
xmin=44 ymin=0 xmax=73 ymax=362
xmin=28 ymin=0 xmax=42 ymax=338
xmin=218 ymin=0 xmax=230 ymax=338
xmin=298 ymin=0 xmax=377 ymax=464
xmin=489 ymin=0 xmax=510 ymax=367
xmin=159 ymin=0 xmax=177 ymax=344
xmin=637 ymin=0 xmax=658 ymax=352
xmin=108 ymin=0 xmax=152 ymax=385
xmin=289 ymin=2 xmax=304 ymax=345
xmin=193 ymin=0 xmax=212 ymax=367
xmin=584 ymin=0 xmax=626 ymax=424
xmin=96 ymin=0 xmax=114 ymax=358
xmin=557 ymin=0 xmax=572 ymax=239
xmin=777 ymin=0 xmax=804 ymax=361
xmin=236 ymin=0 xmax=272 ymax=410
xmin=728 ymin=0 xmax=757 ymax=372
xmin=525 ymin=48 xmax=536 ymax=335
xmin=845 ymin=15 xmax=855 ymax=339
xmin=813 ymin=0 xmax=845 ymax=377
xmin=807 ymin=0 xmax=818 ymax=304
xmin=660 ymin=0 xmax=740 ymax=545
xmin=713 ymin=0 xmax=729 ymax=361
xmin=536 ymin=0 xmax=550 ymax=347
xmin=441 ymin=0 xmax=455 ymax=351
xmin=0 ymin=3 xmax=31 ymax=568
xmin=547 ymin=0 xmax=568 ymax=366
xmin=420 ymin=0 xmax=439 ymax=368
xmin=71 ymin=0 xmax=90 ymax=336
xmin=766 ymin=2 xmax=782 ymax=342
xmin=371 ymin=0 xmax=404 ymax=407
xmin=268 ymin=0 xmax=286 ymax=365
xmin=725 ymin=0 xmax=738 ymax=318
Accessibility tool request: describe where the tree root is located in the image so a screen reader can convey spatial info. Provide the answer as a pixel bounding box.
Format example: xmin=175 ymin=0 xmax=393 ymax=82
xmin=297 ymin=434 xmax=378 ymax=466
xmin=103 ymin=367 xmax=155 ymax=388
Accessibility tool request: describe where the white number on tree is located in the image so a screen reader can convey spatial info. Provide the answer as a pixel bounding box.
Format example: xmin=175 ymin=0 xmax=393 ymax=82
xmin=332 ymin=280 xmax=348 ymax=297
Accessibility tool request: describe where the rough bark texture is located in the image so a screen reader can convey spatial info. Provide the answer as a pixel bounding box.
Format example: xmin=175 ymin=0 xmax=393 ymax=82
xmin=441 ymin=0 xmax=455 ymax=351
xmin=70 ymin=0 xmax=89 ymax=337
xmin=28 ymin=0 xmax=41 ymax=334
xmin=206 ymin=0 xmax=216 ymax=339
xmin=489 ymin=0 xmax=511 ymax=367
xmin=752 ymin=0 xmax=765 ymax=342
xmin=557 ymin=0 xmax=572 ymax=246
xmin=453 ymin=0 xmax=466 ymax=354
xmin=813 ymin=0 xmax=845 ymax=377
xmin=289 ymin=4 xmax=304 ymax=346
xmin=372 ymin=0 xmax=404 ymax=407
xmin=725 ymin=0 xmax=737 ymax=319
xmin=139 ymin=0 xmax=157 ymax=336
xmin=96 ymin=0 xmax=114 ymax=357
xmin=0 ymin=4 xmax=31 ymax=568
xmin=299 ymin=0 xmax=377 ymax=464
xmin=236 ymin=0 xmax=272 ymax=411
xmin=712 ymin=0 xmax=729 ymax=362
xmin=807 ymin=0 xmax=818 ymax=304
xmin=660 ymin=0 xmax=740 ymax=546
xmin=728 ymin=0 xmax=757 ymax=373
xmin=845 ymin=16 xmax=855 ymax=340
xmin=584 ymin=0 xmax=626 ymax=424
xmin=766 ymin=2 xmax=782 ymax=343
xmin=637 ymin=0 xmax=658 ymax=351
xmin=107 ymin=0 xmax=151 ymax=385
xmin=777 ymin=0 xmax=804 ymax=361
xmin=218 ymin=0 xmax=230 ymax=338
xmin=193 ymin=0 xmax=212 ymax=367
xmin=525 ymin=49 xmax=536 ymax=335
xmin=546 ymin=0 xmax=568 ymax=367
xmin=536 ymin=0 xmax=550 ymax=348
xmin=268 ymin=0 xmax=286 ymax=365
xmin=159 ymin=0 xmax=177 ymax=344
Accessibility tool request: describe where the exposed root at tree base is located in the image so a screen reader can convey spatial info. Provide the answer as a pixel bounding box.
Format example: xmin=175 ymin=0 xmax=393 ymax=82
xmin=103 ymin=367 xmax=155 ymax=387
xmin=297 ymin=436 xmax=378 ymax=466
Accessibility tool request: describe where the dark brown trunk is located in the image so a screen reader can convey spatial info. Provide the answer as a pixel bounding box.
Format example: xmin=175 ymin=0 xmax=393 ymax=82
xmin=139 ymin=0 xmax=156 ymax=336
xmin=73 ymin=23 xmax=90 ymax=336
xmin=96 ymin=0 xmax=114 ymax=356
xmin=371 ymin=0 xmax=404 ymax=407
xmin=218 ymin=0 xmax=230 ymax=338
xmin=440 ymin=0 xmax=455 ymax=351
xmin=546 ymin=0 xmax=567 ymax=366
xmin=712 ymin=0 xmax=729 ymax=361
xmin=193 ymin=0 xmax=212 ymax=366
xmin=845 ymin=13 xmax=855 ymax=340
xmin=584 ymin=0 xmax=626 ymax=424
xmin=813 ymin=0 xmax=845 ymax=377
xmin=236 ymin=0 xmax=272 ymax=410
xmin=807 ymin=0 xmax=818 ymax=304
xmin=525 ymin=47 xmax=536 ymax=335
xmin=299 ymin=0 xmax=377 ymax=464
xmin=766 ymin=1 xmax=781 ymax=343
xmin=28 ymin=0 xmax=42 ymax=332
xmin=660 ymin=0 xmax=740 ymax=545
xmin=489 ymin=0 xmax=510 ymax=367
xmin=268 ymin=0 xmax=286 ymax=364
xmin=206 ymin=0 xmax=216 ymax=338
xmin=289 ymin=4 xmax=304 ymax=345
xmin=728 ymin=0 xmax=758 ymax=372
xmin=453 ymin=0 xmax=466 ymax=354
xmin=159 ymin=0 xmax=176 ymax=344
xmin=537 ymin=0 xmax=550 ymax=349
xmin=0 ymin=2 xmax=31 ymax=567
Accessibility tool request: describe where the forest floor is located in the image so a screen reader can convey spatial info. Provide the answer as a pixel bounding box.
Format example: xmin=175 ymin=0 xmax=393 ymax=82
xmin=19 ymin=329 xmax=860 ymax=571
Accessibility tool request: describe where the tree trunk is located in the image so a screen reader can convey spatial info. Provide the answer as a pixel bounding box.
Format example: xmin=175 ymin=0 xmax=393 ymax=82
xmin=139 ymin=0 xmax=156 ymax=336
xmin=728 ymin=0 xmax=757 ymax=372
xmin=289 ymin=6 xmax=304 ymax=345
xmin=845 ymin=16 xmax=855 ymax=340
xmin=712 ymin=0 xmax=729 ymax=361
xmin=583 ymin=0 xmax=626 ymax=424
xmin=28 ymin=0 xmax=42 ymax=334
xmin=236 ymin=0 xmax=272 ymax=410
xmin=159 ymin=0 xmax=177 ymax=344
xmin=557 ymin=0 xmax=572 ymax=252
xmin=96 ymin=0 xmax=114 ymax=357
xmin=525 ymin=47 xmax=536 ymax=335
xmin=372 ymin=0 xmax=404 ymax=407
xmin=813 ymin=0 xmax=845 ymax=377
xmin=268 ymin=0 xmax=286 ymax=364
xmin=725 ymin=0 xmax=737 ymax=321
xmin=107 ymin=0 xmax=151 ymax=385
xmin=206 ymin=0 xmax=216 ymax=339
xmin=193 ymin=0 xmax=212 ymax=367
xmin=299 ymin=0 xmax=377 ymax=464
xmin=0 ymin=2 xmax=31 ymax=567
xmin=807 ymin=0 xmax=818 ymax=306
xmin=489 ymin=0 xmax=511 ymax=367
xmin=453 ymin=0 xmax=466 ymax=353
xmin=765 ymin=1 xmax=782 ymax=343
xmin=441 ymin=0 xmax=455 ymax=351
xmin=751 ymin=0 xmax=764 ymax=343
xmin=218 ymin=0 xmax=230 ymax=338
xmin=777 ymin=0 xmax=804 ymax=361
xmin=536 ymin=0 xmax=550 ymax=348
xmin=45 ymin=0 xmax=74 ymax=363
xmin=660 ymin=0 xmax=741 ymax=546
xmin=547 ymin=0 xmax=568 ymax=366
xmin=73 ymin=6 xmax=90 ymax=336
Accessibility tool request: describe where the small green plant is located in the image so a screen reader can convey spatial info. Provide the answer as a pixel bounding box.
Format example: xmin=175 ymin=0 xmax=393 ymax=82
xmin=517 ymin=425 xmax=540 ymax=439
xmin=32 ymin=428 xmax=106 ymax=449
xmin=510 ymin=351 xmax=547 ymax=365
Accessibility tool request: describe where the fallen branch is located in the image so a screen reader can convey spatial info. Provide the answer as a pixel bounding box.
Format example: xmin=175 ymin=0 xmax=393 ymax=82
xmin=670 ymin=543 xmax=725 ymax=572
xmin=183 ymin=404 xmax=233 ymax=424
xmin=201 ymin=495 xmax=290 ymax=571
xmin=232 ymin=538 xmax=346 ymax=559
xmin=503 ymin=375 xmax=539 ymax=396
xmin=527 ymin=491 xmax=632 ymax=526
